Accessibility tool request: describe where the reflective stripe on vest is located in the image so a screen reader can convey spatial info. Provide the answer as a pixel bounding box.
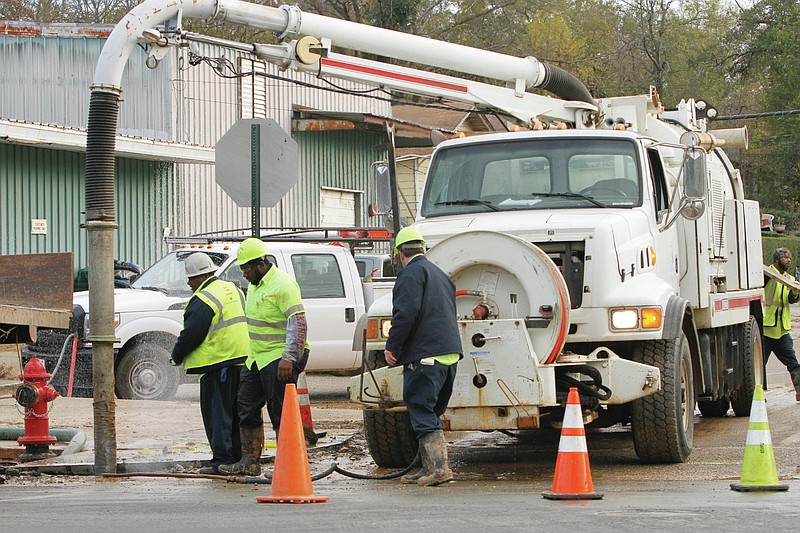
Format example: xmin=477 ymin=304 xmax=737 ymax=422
xmin=184 ymin=279 xmax=249 ymax=371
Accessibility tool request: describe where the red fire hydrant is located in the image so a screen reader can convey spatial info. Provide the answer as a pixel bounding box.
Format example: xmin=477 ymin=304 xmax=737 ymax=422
xmin=14 ymin=356 xmax=60 ymax=461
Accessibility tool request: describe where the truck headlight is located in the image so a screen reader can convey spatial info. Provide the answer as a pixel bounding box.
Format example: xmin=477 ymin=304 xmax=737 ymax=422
xmin=610 ymin=307 xmax=662 ymax=331
xmin=380 ymin=319 xmax=392 ymax=338
xmin=83 ymin=313 xmax=121 ymax=337
xmin=610 ymin=309 xmax=638 ymax=330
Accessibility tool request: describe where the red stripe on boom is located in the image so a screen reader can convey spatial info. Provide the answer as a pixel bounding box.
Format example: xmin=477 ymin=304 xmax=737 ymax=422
xmin=322 ymin=58 xmax=469 ymax=93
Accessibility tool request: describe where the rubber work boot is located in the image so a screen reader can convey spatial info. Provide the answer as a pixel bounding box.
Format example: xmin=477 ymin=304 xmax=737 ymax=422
xmin=218 ymin=426 xmax=263 ymax=476
xmin=790 ymin=367 xmax=800 ymax=401
xmin=400 ymin=444 xmax=430 ymax=484
xmin=416 ymin=430 xmax=454 ymax=487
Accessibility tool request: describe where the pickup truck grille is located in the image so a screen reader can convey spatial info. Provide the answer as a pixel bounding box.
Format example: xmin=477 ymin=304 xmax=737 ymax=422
xmin=534 ymin=241 xmax=584 ymax=309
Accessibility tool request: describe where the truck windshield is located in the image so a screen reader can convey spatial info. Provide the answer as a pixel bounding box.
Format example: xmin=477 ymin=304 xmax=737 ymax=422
xmin=421 ymin=138 xmax=642 ymax=217
xmin=131 ymin=250 xmax=228 ymax=297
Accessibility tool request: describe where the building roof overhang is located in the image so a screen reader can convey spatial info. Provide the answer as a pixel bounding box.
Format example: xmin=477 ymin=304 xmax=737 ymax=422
xmin=0 ymin=119 xmax=214 ymax=163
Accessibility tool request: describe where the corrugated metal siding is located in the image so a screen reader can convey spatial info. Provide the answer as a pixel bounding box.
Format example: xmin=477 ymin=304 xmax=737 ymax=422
xmin=0 ymin=34 xmax=172 ymax=138
xmin=293 ymin=130 xmax=386 ymax=227
xmin=1 ymin=34 xmax=392 ymax=245
xmin=0 ymin=143 xmax=173 ymax=271
xmin=173 ymin=130 xmax=386 ymax=235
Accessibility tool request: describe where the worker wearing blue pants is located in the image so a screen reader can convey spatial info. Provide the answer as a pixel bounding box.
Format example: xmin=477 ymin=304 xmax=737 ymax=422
xmin=171 ymin=253 xmax=249 ymax=474
xmin=384 ymin=227 xmax=463 ymax=487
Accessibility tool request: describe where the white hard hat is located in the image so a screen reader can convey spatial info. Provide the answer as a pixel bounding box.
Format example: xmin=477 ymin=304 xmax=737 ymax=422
xmin=184 ymin=253 xmax=217 ymax=278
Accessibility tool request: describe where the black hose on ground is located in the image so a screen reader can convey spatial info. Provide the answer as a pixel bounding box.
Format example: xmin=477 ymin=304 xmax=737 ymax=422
xmin=101 ymin=453 xmax=421 ymax=484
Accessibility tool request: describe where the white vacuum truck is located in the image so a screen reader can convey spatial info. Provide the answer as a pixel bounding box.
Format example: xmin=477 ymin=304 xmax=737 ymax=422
xmin=91 ymin=1 xmax=765 ymax=465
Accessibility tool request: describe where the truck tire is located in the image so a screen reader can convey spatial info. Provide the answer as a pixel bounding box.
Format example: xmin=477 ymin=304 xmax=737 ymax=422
xmin=362 ymin=406 xmax=418 ymax=468
xmin=697 ymin=396 xmax=730 ymax=417
xmin=730 ymin=316 xmax=764 ymax=417
xmin=115 ymin=344 xmax=180 ymax=401
xmin=364 ymin=350 xmax=388 ymax=371
xmin=631 ymin=333 xmax=694 ymax=463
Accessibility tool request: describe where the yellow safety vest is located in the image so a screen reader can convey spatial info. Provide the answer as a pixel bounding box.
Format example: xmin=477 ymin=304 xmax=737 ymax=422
xmin=763 ymin=264 xmax=796 ymax=339
xmin=183 ymin=278 xmax=249 ymax=371
xmin=244 ymin=266 xmax=310 ymax=370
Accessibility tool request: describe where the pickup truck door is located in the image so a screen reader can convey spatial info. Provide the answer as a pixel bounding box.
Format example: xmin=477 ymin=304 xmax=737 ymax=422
xmin=282 ymin=250 xmax=361 ymax=371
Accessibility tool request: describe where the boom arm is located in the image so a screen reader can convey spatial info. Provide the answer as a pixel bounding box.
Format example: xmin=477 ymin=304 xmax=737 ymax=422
xmin=94 ymin=0 xmax=596 ymax=126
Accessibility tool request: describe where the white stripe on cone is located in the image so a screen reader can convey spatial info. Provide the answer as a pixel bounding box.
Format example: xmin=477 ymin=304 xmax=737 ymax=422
xmin=557 ymin=436 xmax=588 ymax=453
xmin=745 ymin=429 xmax=773 ymax=446
xmin=562 ymin=404 xmax=583 ymax=428
xmin=749 ymin=400 xmax=768 ymax=423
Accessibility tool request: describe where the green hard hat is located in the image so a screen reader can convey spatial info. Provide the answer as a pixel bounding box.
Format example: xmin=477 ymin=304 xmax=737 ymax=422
xmin=394 ymin=227 xmax=425 ymax=252
xmin=237 ymin=238 xmax=270 ymax=266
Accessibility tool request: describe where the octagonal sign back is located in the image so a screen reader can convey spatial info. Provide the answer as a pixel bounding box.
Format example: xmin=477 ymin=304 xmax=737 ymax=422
xmin=215 ymin=119 xmax=298 ymax=207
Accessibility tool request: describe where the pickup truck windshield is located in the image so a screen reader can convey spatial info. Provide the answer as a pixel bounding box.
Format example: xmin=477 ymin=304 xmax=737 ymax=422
xmin=131 ymin=250 xmax=229 ymax=297
xmin=421 ymin=138 xmax=642 ymax=217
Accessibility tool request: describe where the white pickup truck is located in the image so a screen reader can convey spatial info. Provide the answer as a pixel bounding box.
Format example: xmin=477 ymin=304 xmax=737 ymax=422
xmin=24 ymin=240 xmax=393 ymax=400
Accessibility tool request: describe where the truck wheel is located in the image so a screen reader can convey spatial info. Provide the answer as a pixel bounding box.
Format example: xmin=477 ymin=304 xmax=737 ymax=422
xmin=631 ymin=333 xmax=694 ymax=463
xmin=115 ymin=344 xmax=179 ymax=401
xmin=697 ymin=396 xmax=730 ymax=417
xmin=365 ymin=350 xmax=388 ymax=371
xmin=362 ymin=406 xmax=418 ymax=468
xmin=730 ymin=316 xmax=764 ymax=417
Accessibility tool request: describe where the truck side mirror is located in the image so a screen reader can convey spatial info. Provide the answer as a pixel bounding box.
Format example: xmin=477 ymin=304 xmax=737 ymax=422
xmin=369 ymin=161 xmax=391 ymax=216
xmin=680 ymin=148 xmax=706 ymax=220
xmin=683 ymin=148 xmax=706 ymax=200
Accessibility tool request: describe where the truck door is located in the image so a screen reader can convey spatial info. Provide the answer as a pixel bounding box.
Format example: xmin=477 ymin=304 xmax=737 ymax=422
xmin=286 ymin=250 xmax=360 ymax=371
xmin=649 ymin=147 xmax=680 ymax=294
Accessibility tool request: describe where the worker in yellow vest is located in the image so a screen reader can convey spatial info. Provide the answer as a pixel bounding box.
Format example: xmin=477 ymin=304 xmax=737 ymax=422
xmin=171 ymin=252 xmax=249 ymax=474
xmin=764 ymin=247 xmax=800 ymax=401
xmin=219 ymin=238 xmax=310 ymax=476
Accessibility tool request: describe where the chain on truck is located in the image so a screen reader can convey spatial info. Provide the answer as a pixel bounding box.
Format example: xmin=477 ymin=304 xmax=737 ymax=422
xmin=86 ymin=0 xmax=765 ymax=466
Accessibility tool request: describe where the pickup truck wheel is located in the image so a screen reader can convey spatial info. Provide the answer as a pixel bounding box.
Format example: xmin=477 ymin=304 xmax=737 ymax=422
xmin=697 ymin=396 xmax=730 ymax=417
xmin=631 ymin=333 xmax=694 ymax=463
xmin=115 ymin=344 xmax=179 ymax=401
xmin=362 ymin=406 xmax=418 ymax=468
xmin=365 ymin=350 xmax=387 ymax=371
xmin=730 ymin=316 xmax=764 ymax=417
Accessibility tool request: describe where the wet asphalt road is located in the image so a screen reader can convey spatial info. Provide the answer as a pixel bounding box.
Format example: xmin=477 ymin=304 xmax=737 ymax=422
xmin=2 ymin=359 xmax=800 ymax=531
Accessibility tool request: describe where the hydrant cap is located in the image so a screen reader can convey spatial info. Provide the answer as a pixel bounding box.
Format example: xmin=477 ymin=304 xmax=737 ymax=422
xmin=21 ymin=356 xmax=51 ymax=380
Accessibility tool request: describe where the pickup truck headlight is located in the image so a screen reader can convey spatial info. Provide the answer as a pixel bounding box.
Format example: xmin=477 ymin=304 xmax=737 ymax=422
xmin=83 ymin=313 xmax=121 ymax=337
xmin=610 ymin=307 xmax=662 ymax=331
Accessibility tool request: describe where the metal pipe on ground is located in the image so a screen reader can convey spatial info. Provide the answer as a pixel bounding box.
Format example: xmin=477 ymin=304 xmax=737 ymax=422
xmin=0 ymin=428 xmax=87 ymax=456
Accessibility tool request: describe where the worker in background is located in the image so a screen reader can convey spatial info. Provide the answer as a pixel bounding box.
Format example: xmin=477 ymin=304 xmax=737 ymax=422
xmin=170 ymin=252 xmax=249 ymax=474
xmin=764 ymin=247 xmax=800 ymax=401
xmin=219 ymin=238 xmax=310 ymax=476
xmin=384 ymin=227 xmax=463 ymax=486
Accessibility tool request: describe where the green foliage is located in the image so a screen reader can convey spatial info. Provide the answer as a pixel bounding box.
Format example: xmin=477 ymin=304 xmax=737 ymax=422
xmin=731 ymin=0 xmax=800 ymax=214
xmin=762 ymin=234 xmax=800 ymax=266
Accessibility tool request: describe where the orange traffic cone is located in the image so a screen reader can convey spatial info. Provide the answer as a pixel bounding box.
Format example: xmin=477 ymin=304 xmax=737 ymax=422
xmin=256 ymin=384 xmax=328 ymax=504
xmin=296 ymin=372 xmax=322 ymax=445
xmin=542 ymin=387 xmax=603 ymax=500
xmin=730 ymin=385 xmax=788 ymax=492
